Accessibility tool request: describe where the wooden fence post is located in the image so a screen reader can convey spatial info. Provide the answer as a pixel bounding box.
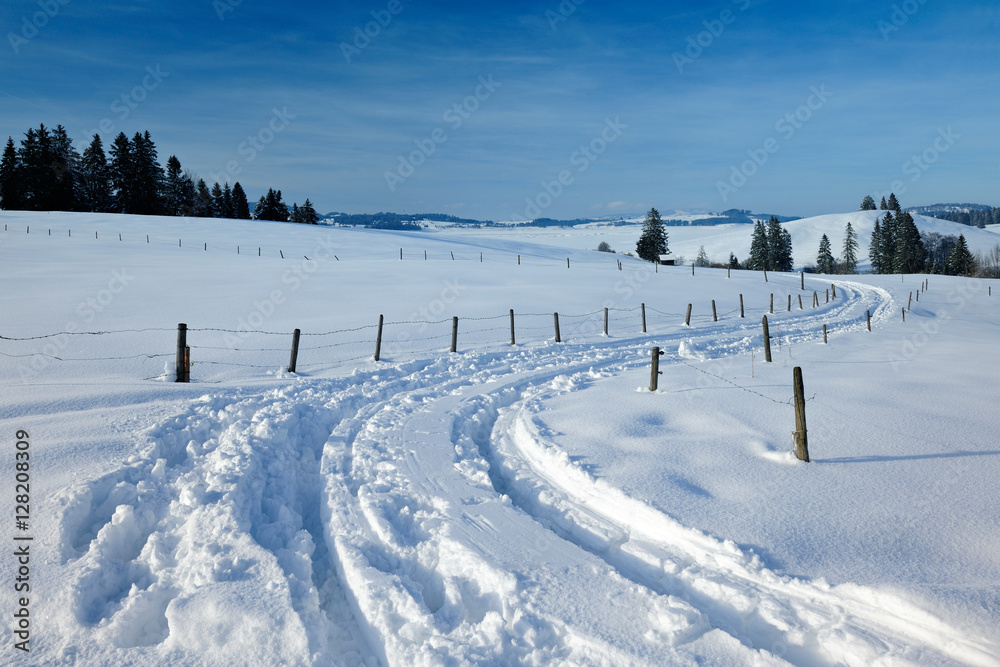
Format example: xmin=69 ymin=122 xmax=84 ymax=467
xmin=175 ymin=323 xmax=188 ymax=383
xmin=691 ymin=264 xmax=695 ymax=276
xmin=916 ymin=291 xmax=919 ymax=302
xmin=685 ymin=304 xmax=692 ymax=326
xmin=641 ymin=303 xmax=647 ymax=333
xmin=902 ymin=307 xmax=906 ymax=323
xmin=510 ymin=309 xmax=516 ymax=345
xmin=866 ymin=310 xmax=872 ymax=332
xmin=787 ymin=294 xmax=791 ymax=311
xmin=400 ymin=248 xmax=403 ymax=260
xmin=451 ymin=316 xmax=459 ymax=353
xmin=374 ymin=315 xmax=384 ymax=361
xmin=770 ymin=293 xmax=774 ymax=314
xmin=554 ymin=313 xmax=561 ymax=343
xmin=908 ymin=292 xmax=912 ymax=310
xmin=825 ymin=288 xmax=829 ymax=303
xmin=604 ymin=307 xmax=609 ymax=336
xmin=800 ymin=272 xmax=804 ymax=290
xmin=288 ymin=328 xmax=301 ymax=372
xmin=762 ymin=315 xmax=772 ymax=362
xmin=798 ymin=295 xmax=803 ymax=310
xmin=793 ymin=367 xmax=809 ymax=462
xmin=728 ymin=267 xmax=731 ymax=278
xmin=452 ymin=251 xmax=456 ymax=261
xmin=739 ymin=294 xmax=745 ymax=318
xmin=650 ymin=346 xmax=664 ymax=391
xmin=823 ymin=324 xmax=827 ymax=344
xmin=831 ymin=283 xmax=836 ymax=298
xmin=764 ymin=269 xmax=768 ymax=283
xmin=813 ymin=291 xmax=818 ymax=307
xmin=712 ymin=300 xmax=718 ymax=322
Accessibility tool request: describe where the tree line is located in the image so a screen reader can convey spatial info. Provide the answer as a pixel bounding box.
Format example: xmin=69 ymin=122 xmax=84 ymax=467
xmin=0 ymin=124 xmax=319 ymax=224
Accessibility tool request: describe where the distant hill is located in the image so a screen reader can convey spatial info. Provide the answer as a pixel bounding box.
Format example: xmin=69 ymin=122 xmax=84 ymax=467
xmin=321 ymin=212 xmax=492 ymax=229
xmin=907 ymin=204 xmax=999 ymax=229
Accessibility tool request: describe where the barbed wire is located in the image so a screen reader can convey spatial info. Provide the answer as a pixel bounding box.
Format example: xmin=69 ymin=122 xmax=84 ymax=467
xmin=675 ymin=357 xmax=815 ymax=406
xmin=0 ymin=328 xmax=173 ymax=341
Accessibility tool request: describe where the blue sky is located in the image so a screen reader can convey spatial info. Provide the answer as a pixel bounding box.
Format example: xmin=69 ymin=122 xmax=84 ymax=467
xmin=3 ymin=0 xmax=998 ymax=220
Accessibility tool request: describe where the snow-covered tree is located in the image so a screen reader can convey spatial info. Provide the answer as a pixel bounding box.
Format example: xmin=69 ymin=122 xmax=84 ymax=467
xmin=636 ymin=207 xmax=668 ymax=262
xmin=859 ymin=195 xmax=876 ymax=211
xmin=841 ymin=221 xmax=859 ymax=274
xmin=816 ymin=234 xmax=835 ymax=274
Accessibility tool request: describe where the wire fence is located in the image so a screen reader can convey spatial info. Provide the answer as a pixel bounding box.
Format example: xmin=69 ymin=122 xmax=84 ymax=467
xmin=2 ymin=288 xmax=858 ymax=383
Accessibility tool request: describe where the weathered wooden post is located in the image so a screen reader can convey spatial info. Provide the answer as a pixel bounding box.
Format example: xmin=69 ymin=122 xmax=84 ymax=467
xmin=793 ymin=367 xmax=809 ymax=462
xmin=764 ymin=269 xmax=768 ymax=283
xmin=712 ymin=300 xmax=718 ymax=322
xmin=641 ymin=303 xmax=647 ymax=333
xmin=762 ymin=315 xmax=772 ymax=362
xmin=866 ymin=310 xmax=872 ymax=332
xmin=770 ymin=293 xmax=774 ymax=314
xmin=823 ymin=324 xmax=828 ymax=344
xmin=604 ymin=307 xmax=609 ymax=336
xmin=510 ymin=309 xmax=515 ymax=345
xmin=798 ymin=295 xmax=803 ymax=310
xmin=554 ymin=313 xmax=561 ymax=343
xmin=288 ymin=329 xmax=301 ymax=373
xmin=813 ymin=291 xmax=819 ymax=307
xmin=691 ymin=264 xmax=695 ymax=276
xmin=685 ymin=304 xmax=692 ymax=326
xmin=452 ymin=251 xmax=456 ymax=261
xmin=739 ymin=294 xmax=745 ymax=318
xmin=175 ymin=323 xmax=188 ymax=383
xmin=517 ymin=254 xmax=520 ymax=265
xmin=908 ymin=292 xmax=913 ymax=310
xmin=567 ymin=258 xmax=570 ymax=269
xmin=425 ymin=250 xmax=427 ymax=260
xmin=650 ymin=346 xmax=664 ymax=391
xmin=728 ymin=267 xmax=731 ymax=278
xmin=902 ymin=307 xmax=906 ymax=323
xmin=831 ymin=283 xmax=836 ymax=299
xmin=374 ymin=315 xmax=384 ymax=361
xmin=400 ymin=248 xmax=403 ymax=260
xmin=916 ymin=291 xmax=919 ymax=302
xmin=800 ymin=272 xmax=804 ymax=290
xmin=825 ymin=288 xmax=829 ymax=303
xmin=787 ymin=294 xmax=791 ymax=312
xmin=451 ymin=316 xmax=459 ymax=353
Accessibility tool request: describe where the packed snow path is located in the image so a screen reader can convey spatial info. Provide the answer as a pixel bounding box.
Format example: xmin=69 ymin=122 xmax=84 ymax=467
xmin=54 ymin=277 xmax=997 ymax=665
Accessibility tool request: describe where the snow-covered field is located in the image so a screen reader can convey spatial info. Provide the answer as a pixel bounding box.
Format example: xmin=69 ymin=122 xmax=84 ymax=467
xmin=1 ymin=210 xmax=998 ymax=665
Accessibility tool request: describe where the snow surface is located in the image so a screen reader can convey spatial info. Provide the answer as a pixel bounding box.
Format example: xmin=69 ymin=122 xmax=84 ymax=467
xmin=1 ymin=210 xmax=999 ymax=666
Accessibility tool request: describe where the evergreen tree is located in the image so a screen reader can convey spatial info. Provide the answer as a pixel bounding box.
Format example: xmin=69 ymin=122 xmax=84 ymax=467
xmin=18 ymin=125 xmax=56 ymax=210
xmin=300 ymin=198 xmax=319 ymax=224
xmin=945 ymin=234 xmax=976 ymax=276
xmin=860 ymin=195 xmax=876 ymax=211
xmin=816 ymin=234 xmax=835 ymax=274
xmin=841 ymin=221 xmax=859 ymax=274
xmin=892 ymin=212 xmax=925 ymax=274
xmin=231 ymin=182 xmax=251 ymax=219
xmin=211 ymin=182 xmax=225 ymax=216
xmin=747 ymin=220 xmax=768 ymax=270
xmin=253 ymin=188 xmax=290 ymax=222
xmin=194 ymin=179 xmax=215 ymax=217
xmin=80 ymin=134 xmax=111 ymax=212
xmin=877 ymin=212 xmax=898 ymax=273
xmin=130 ymin=131 xmax=163 ymax=214
xmin=869 ymin=218 xmax=885 ymax=274
xmin=289 ymin=202 xmax=302 ymax=223
xmin=765 ymin=216 xmax=793 ymax=271
xmin=695 ymin=245 xmax=710 ymax=267
xmin=0 ymin=137 xmax=22 ymax=210
xmin=222 ymin=183 xmax=234 ymax=219
xmin=163 ymin=156 xmax=185 ymax=215
xmin=887 ymin=192 xmax=901 ymax=213
xmin=50 ymin=125 xmax=80 ymax=211
xmin=727 ymin=252 xmax=740 ymax=269
xmin=879 ymin=196 xmax=888 ymax=210
xmin=635 ymin=207 xmax=668 ymax=262
xmin=108 ymin=132 xmax=134 ymax=213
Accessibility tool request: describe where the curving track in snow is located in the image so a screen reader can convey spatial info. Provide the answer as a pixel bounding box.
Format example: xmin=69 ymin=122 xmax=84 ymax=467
xmin=56 ymin=277 xmax=997 ymax=665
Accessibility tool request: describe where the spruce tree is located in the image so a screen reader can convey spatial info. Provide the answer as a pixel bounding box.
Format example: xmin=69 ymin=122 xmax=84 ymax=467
xmin=841 ymin=221 xmax=859 ymax=274
xmin=0 ymin=137 xmax=22 ymax=210
xmin=816 ymin=234 xmax=835 ymax=274
xmin=211 ymin=182 xmax=225 ymax=216
xmin=880 ymin=196 xmax=888 ymax=210
xmin=860 ymin=195 xmax=876 ymax=211
xmin=747 ymin=220 xmax=768 ymax=270
xmin=695 ymin=245 xmax=710 ymax=267
xmin=80 ymin=134 xmax=111 ymax=213
xmin=727 ymin=252 xmax=740 ymax=269
xmin=945 ymin=234 xmax=975 ymax=276
xmin=300 ymin=198 xmax=319 ymax=224
xmin=232 ymin=182 xmax=251 ymax=219
xmin=869 ymin=218 xmax=884 ymax=274
xmin=887 ymin=192 xmax=901 ymax=213
xmin=636 ymin=207 xmax=668 ymax=262
xmin=222 ymin=183 xmax=234 ymax=219
xmin=195 ymin=179 xmax=215 ymax=217
xmin=289 ymin=202 xmax=301 ymax=223
xmin=108 ymin=132 xmax=134 ymax=213
xmin=130 ymin=131 xmax=163 ymax=215
xmin=892 ymin=212 xmax=925 ymax=274
xmin=50 ymin=125 xmax=80 ymax=211
xmin=879 ymin=212 xmax=897 ymax=273
xmin=163 ymin=156 xmax=185 ymax=215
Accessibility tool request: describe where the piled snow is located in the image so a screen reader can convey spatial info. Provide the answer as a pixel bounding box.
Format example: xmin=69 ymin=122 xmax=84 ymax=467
xmin=1 ymin=210 xmax=998 ymax=665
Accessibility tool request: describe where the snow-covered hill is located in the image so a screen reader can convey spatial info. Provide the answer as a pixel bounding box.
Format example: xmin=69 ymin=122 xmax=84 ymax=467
xmin=1 ymin=210 xmax=998 ymax=665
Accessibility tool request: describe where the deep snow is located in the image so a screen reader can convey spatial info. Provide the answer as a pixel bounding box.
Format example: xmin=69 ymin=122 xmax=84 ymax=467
xmin=1 ymin=210 xmax=998 ymax=666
